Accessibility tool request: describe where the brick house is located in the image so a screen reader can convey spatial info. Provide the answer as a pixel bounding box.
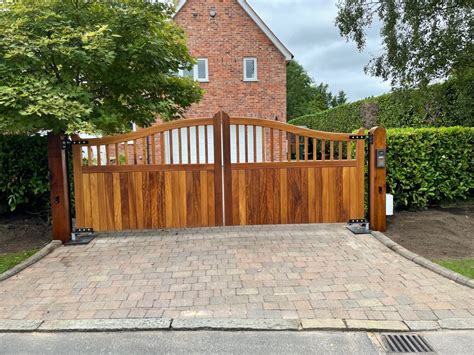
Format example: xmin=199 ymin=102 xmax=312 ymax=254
xmin=86 ymin=0 xmax=293 ymax=164
xmin=173 ymin=0 xmax=293 ymax=122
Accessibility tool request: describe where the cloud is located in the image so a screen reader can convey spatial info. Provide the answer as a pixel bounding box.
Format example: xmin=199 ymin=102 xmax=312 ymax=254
xmin=248 ymin=0 xmax=391 ymax=101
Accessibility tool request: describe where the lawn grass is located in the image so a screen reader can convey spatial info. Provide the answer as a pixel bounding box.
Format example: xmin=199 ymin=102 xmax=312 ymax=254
xmin=435 ymin=259 xmax=474 ymax=279
xmin=0 ymin=249 xmax=38 ymax=274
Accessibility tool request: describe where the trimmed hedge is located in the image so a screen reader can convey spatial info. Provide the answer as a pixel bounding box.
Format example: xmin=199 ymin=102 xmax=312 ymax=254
xmin=290 ymin=80 xmax=474 ymax=132
xmin=0 ymin=135 xmax=50 ymax=213
xmin=0 ymin=128 xmax=472 ymax=215
xmin=386 ymin=127 xmax=474 ymax=209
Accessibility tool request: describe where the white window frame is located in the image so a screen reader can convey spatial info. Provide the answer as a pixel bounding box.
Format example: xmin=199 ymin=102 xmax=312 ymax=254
xmin=178 ymin=58 xmax=209 ymax=82
xmin=243 ymin=57 xmax=258 ymax=82
xmin=195 ymin=58 xmax=209 ymax=82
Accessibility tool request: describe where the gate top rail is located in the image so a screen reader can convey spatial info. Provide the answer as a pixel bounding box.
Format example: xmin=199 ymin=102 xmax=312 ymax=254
xmin=230 ymin=117 xmax=356 ymax=141
xmin=72 ymin=117 xmax=213 ymax=146
xmin=71 ymin=113 xmax=365 ymax=168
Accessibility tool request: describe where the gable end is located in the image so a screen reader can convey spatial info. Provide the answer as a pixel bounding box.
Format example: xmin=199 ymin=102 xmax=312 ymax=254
xmin=174 ymin=0 xmax=293 ymax=61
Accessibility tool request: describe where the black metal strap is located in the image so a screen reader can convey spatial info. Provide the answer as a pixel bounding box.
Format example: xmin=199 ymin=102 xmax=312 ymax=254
xmin=348 ymin=219 xmax=367 ymax=224
xmin=62 ymin=139 xmax=89 ymax=150
xmin=74 ymin=228 xmax=94 ymax=233
xmin=349 ymin=135 xmax=373 ymax=144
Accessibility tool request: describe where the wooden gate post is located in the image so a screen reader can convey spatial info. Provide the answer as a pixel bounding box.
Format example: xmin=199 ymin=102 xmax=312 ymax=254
xmin=47 ymin=133 xmax=71 ymax=242
xmin=212 ymin=112 xmax=224 ymax=226
xmin=369 ymin=127 xmax=387 ymax=232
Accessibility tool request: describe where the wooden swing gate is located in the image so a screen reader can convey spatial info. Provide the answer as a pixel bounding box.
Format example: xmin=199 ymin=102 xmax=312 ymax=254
xmin=71 ymin=112 xmax=366 ymax=232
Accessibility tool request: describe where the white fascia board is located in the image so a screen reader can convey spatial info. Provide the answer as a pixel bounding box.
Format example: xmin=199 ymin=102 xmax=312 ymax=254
xmin=237 ymin=0 xmax=293 ymax=61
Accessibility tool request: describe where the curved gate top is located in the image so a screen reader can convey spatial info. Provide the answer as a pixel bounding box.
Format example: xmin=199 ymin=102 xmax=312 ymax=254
xmin=72 ymin=112 xmax=366 ymax=231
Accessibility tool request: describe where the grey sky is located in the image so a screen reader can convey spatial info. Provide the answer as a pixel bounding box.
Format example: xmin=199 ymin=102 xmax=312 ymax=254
xmin=248 ymin=0 xmax=391 ymax=102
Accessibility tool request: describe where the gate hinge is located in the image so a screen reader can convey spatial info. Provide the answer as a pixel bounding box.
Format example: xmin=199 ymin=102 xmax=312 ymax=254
xmin=348 ymin=219 xmax=367 ymax=224
xmin=349 ymin=135 xmax=366 ymax=140
xmin=349 ymin=135 xmax=374 ymax=144
xmin=74 ymin=228 xmax=94 ymax=233
xmin=62 ymin=139 xmax=89 ymax=150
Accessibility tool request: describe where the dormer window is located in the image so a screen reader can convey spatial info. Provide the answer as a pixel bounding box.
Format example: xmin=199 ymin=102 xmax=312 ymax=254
xmin=243 ymin=57 xmax=258 ymax=81
xmin=179 ymin=58 xmax=209 ymax=82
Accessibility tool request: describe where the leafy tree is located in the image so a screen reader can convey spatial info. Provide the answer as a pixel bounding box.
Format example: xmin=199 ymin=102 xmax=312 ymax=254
xmin=287 ymin=60 xmax=347 ymax=119
xmin=336 ymin=0 xmax=473 ymax=87
xmin=0 ymin=0 xmax=203 ymax=135
xmin=329 ymin=90 xmax=348 ymax=108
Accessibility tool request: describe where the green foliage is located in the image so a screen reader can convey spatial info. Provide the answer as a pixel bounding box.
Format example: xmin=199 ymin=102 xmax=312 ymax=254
xmin=336 ymin=0 xmax=473 ymax=88
xmin=0 ymin=0 xmax=203 ymax=135
xmin=286 ymin=60 xmax=347 ymax=120
xmin=0 ymin=249 xmax=38 ymax=274
xmin=386 ymin=127 xmax=473 ymax=209
xmin=0 ymin=135 xmax=50 ymax=212
xmin=435 ymin=259 xmax=474 ymax=279
xmin=290 ymin=80 xmax=473 ymax=132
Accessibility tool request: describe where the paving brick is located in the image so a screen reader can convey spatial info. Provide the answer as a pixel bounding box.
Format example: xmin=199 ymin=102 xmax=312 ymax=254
xmin=0 ymin=225 xmax=472 ymax=330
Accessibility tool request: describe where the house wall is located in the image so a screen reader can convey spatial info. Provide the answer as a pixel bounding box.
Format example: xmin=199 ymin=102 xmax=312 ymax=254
xmin=174 ymin=0 xmax=287 ymax=122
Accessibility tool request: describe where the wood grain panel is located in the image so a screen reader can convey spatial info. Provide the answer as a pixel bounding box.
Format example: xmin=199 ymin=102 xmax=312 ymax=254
xmin=186 ymin=171 xmax=201 ymax=227
xmin=200 ymin=171 xmax=209 ymax=226
xmin=142 ymin=172 xmax=152 ymax=229
xmin=72 ymin=115 xmax=367 ymax=232
xmin=287 ymin=168 xmax=308 ymax=223
xmin=280 ymin=169 xmax=288 ymax=224
xmin=89 ymin=174 xmax=100 ymax=230
xmin=164 ymin=171 xmax=173 ymax=228
xmin=207 ymin=171 xmax=216 ymax=226
xmin=120 ymin=173 xmax=130 ymax=230
xmin=104 ymin=173 xmax=115 ymax=230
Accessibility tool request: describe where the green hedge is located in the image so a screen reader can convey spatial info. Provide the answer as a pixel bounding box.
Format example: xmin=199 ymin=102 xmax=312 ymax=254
xmin=0 ymin=135 xmax=50 ymax=213
xmin=0 ymin=128 xmax=472 ymax=215
xmin=387 ymin=127 xmax=474 ymax=209
xmin=290 ymin=80 xmax=474 ymax=132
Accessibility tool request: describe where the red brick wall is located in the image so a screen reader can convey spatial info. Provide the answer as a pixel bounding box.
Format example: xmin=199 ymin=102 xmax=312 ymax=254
xmin=174 ymin=0 xmax=287 ymax=122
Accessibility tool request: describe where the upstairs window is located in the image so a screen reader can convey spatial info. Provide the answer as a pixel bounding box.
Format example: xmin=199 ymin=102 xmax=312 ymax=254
xmin=179 ymin=58 xmax=209 ymax=82
xmin=244 ymin=57 xmax=258 ymax=81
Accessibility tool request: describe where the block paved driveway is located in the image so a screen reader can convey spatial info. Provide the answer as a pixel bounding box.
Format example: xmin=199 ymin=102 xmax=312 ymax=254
xmin=1 ymin=224 xmax=473 ymax=323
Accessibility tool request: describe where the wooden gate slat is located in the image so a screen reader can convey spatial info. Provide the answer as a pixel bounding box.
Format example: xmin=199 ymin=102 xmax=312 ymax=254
xmin=71 ymin=114 xmax=366 ymax=232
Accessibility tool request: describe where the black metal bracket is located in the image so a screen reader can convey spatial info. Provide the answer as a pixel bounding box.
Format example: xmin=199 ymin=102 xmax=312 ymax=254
xmin=348 ymin=219 xmax=366 ymax=224
xmin=349 ymin=135 xmax=366 ymax=140
xmin=349 ymin=135 xmax=374 ymax=144
xmin=65 ymin=228 xmax=96 ymax=246
xmin=346 ymin=219 xmax=371 ymax=235
xmin=62 ymin=139 xmax=89 ymax=150
xmin=74 ymin=228 xmax=94 ymax=233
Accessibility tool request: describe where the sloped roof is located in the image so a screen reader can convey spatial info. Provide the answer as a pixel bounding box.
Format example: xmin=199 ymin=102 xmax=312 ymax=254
xmin=174 ymin=0 xmax=293 ymax=60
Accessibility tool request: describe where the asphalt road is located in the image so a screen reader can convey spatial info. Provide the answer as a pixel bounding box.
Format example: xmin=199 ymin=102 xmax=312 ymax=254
xmin=0 ymin=330 xmax=473 ymax=354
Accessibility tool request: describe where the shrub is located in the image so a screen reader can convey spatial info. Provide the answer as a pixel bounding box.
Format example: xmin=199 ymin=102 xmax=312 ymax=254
xmin=386 ymin=127 xmax=474 ymax=209
xmin=290 ymin=80 xmax=474 ymax=132
xmin=0 ymin=135 xmax=50 ymax=213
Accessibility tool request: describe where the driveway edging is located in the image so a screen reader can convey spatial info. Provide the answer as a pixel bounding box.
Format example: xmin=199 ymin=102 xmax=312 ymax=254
xmin=1 ymin=318 xmax=472 ymax=333
xmin=0 ymin=240 xmax=62 ymax=283
xmin=371 ymin=231 xmax=474 ymax=289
